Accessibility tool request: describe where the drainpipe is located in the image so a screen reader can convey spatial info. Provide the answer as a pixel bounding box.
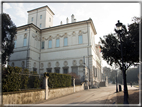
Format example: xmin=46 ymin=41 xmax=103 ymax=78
xmin=86 ymin=20 xmax=90 ymax=88
xmin=39 ymin=30 xmax=41 ymax=75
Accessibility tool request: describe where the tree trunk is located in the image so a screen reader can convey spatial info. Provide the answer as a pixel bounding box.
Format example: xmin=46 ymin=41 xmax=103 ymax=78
xmin=123 ymin=70 xmax=129 ymax=104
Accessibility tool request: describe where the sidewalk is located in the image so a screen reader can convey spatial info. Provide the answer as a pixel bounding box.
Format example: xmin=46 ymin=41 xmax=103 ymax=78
xmin=105 ymin=85 xmax=139 ymax=104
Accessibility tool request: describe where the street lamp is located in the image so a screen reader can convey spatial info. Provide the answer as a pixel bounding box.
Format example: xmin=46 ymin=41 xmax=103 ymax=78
xmin=115 ymin=20 xmax=129 ymax=104
xmin=116 ymin=70 xmax=118 ymax=93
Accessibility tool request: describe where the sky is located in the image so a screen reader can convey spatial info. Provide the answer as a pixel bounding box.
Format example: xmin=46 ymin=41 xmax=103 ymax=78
xmin=2 ymin=2 xmax=141 ymax=68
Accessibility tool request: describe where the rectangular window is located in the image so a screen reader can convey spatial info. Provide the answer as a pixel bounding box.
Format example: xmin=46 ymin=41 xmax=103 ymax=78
xmin=40 ymin=23 xmax=42 ymax=28
xmin=72 ymin=67 xmax=78 ymax=75
xmin=48 ymin=40 xmax=52 ymax=48
xmin=63 ymin=68 xmax=68 ymax=74
xmin=23 ymin=38 xmax=27 ymax=46
xmin=79 ymin=35 xmax=83 ymax=44
xmin=40 ymin=15 xmax=42 ymax=19
xmin=41 ymin=41 xmax=44 ymax=49
xmin=56 ymin=39 xmax=60 ymax=47
xmin=14 ymin=41 xmax=16 ymax=48
xmin=49 ymin=17 xmax=51 ymax=22
xmin=55 ymin=69 xmax=60 ymax=73
xmin=47 ymin=69 xmax=51 ymax=73
xmin=31 ymin=17 xmax=33 ymax=22
xmin=33 ymin=68 xmax=37 ymax=72
xmin=64 ymin=37 xmax=68 ymax=46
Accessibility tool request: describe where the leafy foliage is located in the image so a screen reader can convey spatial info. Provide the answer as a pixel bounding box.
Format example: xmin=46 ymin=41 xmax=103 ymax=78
xmin=2 ymin=66 xmax=41 ymax=92
xmin=44 ymin=72 xmax=72 ymax=88
xmin=2 ymin=13 xmax=17 ymax=65
xmin=100 ymin=17 xmax=140 ymax=71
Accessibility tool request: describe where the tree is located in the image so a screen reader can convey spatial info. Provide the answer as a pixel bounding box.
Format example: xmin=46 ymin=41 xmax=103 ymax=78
xmin=100 ymin=17 xmax=140 ymax=104
xmin=2 ymin=13 xmax=17 ymax=66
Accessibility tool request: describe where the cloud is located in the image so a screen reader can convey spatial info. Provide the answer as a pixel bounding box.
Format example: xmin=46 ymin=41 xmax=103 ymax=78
xmin=3 ymin=3 xmax=11 ymax=10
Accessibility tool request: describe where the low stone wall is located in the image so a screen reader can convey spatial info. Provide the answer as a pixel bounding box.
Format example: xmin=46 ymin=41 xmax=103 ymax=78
xmin=3 ymin=89 xmax=45 ymax=104
xmin=48 ymin=84 xmax=84 ymax=99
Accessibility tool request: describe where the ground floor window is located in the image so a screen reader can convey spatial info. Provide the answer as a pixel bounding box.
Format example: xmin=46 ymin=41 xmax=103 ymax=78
xmin=63 ymin=68 xmax=68 ymax=74
xmin=72 ymin=67 xmax=78 ymax=75
xmin=33 ymin=67 xmax=37 ymax=72
xmin=46 ymin=68 xmax=52 ymax=73
xmin=54 ymin=67 xmax=60 ymax=73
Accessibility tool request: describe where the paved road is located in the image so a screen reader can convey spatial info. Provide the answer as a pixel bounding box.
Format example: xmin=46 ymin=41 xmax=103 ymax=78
xmin=23 ymin=84 xmax=138 ymax=106
xmin=38 ymin=84 xmax=119 ymax=105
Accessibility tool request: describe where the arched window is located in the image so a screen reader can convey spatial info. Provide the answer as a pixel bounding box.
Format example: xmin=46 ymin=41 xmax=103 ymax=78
xmin=48 ymin=40 xmax=52 ymax=48
xmin=56 ymin=38 xmax=60 ymax=47
xmin=64 ymin=37 xmax=68 ymax=46
xmin=78 ymin=35 xmax=83 ymax=44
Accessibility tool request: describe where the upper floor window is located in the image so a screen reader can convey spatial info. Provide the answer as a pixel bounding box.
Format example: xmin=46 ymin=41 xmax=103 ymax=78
xmin=23 ymin=34 xmax=27 ymax=46
xmin=40 ymin=15 xmax=42 ymax=19
xmin=56 ymin=39 xmax=60 ymax=47
xmin=31 ymin=17 xmax=33 ymax=22
xmin=48 ymin=40 xmax=52 ymax=48
xmin=64 ymin=37 xmax=68 ymax=46
xmin=79 ymin=35 xmax=83 ymax=44
xmin=49 ymin=17 xmax=51 ymax=22
xmin=41 ymin=41 xmax=44 ymax=49
xmin=40 ymin=23 xmax=42 ymax=28
xmin=14 ymin=41 xmax=17 ymax=48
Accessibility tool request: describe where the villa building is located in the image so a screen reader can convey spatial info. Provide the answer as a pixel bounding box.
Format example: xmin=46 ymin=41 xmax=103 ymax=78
xmin=9 ymin=5 xmax=102 ymax=88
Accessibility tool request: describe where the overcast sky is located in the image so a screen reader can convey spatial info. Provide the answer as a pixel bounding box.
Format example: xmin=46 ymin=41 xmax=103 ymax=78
xmin=3 ymin=2 xmax=141 ymax=68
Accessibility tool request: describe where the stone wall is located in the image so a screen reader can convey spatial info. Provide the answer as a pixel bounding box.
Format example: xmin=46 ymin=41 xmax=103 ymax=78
xmin=3 ymin=89 xmax=45 ymax=104
xmin=48 ymin=84 xmax=84 ymax=99
xmin=2 ymin=84 xmax=84 ymax=104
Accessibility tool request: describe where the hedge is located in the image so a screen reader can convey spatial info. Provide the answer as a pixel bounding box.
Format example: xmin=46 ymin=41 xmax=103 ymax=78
xmin=2 ymin=66 xmax=42 ymax=92
xmin=44 ymin=72 xmax=72 ymax=88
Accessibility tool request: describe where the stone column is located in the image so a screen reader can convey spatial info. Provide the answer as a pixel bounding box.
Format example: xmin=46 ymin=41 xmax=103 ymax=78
xmin=45 ymin=76 xmax=49 ymax=100
xmin=73 ymin=78 xmax=75 ymax=92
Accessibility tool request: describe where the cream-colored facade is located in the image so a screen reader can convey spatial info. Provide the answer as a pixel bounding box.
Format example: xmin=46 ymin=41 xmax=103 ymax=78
xmin=9 ymin=5 xmax=102 ymax=88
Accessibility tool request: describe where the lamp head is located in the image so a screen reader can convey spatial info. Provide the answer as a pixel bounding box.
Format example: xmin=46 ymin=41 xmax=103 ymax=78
xmin=115 ymin=20 xmax=122 ymax=31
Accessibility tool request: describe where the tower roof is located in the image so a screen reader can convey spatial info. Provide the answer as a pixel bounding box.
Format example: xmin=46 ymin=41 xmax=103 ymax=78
xmin=27 ymin=5 xmax=55 ymax=15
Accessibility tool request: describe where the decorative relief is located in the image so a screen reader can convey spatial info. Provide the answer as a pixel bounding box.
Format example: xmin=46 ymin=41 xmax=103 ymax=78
xmin=56 ymin=62 xmax=59 ymax=67
xmin=32 ymin=34 xmax=40 ymax=41
xmin=64 ymin=61 xmax=68 ymax=66
xmin=79 ymin=60 xmax=83 ymax=65
xmin=24 ymin=33 xmax=27 ymax=38
xmin=78 ymin=30 xmax=87 ymax=35
xmin=48 ymin=62 xmax=51 ymax=68
xmin=72 ymin=60 xmax=77 ymax=66
xmin=34 ymin=62 xmax=36 ymax=68
xmin=72 ymin=31 xmax=76 ymax=36
xmin=11 ymin=62 xmax=14 ymax=67
xmin=41 ymin=63 xmax=44 ymax=68
xmin=21 ymin=61 xmax=25 ymax=67
xmin=14 ymin=36 xmax=17 ymax=41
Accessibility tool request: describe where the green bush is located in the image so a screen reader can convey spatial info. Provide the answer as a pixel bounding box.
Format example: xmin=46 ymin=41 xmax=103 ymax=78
xmin=28 ymin=71 xmax=40 ymax=88
xmin=44 ymin=72 xmax=72 ymax=88
xmin=21 ymin=68 xmax=29 ymax=89
xmin=2 ymin=66 xmax=22 ymax=92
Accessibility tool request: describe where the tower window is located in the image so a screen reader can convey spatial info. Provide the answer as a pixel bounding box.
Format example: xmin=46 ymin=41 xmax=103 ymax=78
xmin=31 ymin=17 xmax=33 ymax=22
xmin=49 ymin=17 xmax=51 ymax=22
xmin=40 ymin=15 xmax=42 ymax=19
xmin=40 ymin=23 xmax=42 ymax=28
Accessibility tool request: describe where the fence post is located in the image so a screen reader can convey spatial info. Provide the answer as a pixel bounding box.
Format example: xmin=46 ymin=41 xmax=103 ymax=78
xmin=45 ymin=76 xmax=49 ymax=100
xmin=73 ymin=78 xmax=75 ymax=92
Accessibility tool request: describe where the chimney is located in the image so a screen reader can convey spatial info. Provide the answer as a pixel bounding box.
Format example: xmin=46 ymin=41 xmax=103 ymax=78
xmin=66 ymin=17 xmax=69 ymax=24
xmin=74 ymin=19 xmax=76 ymax=22
xmin=71 ymin=14 xmax=74 ymax=23
xmin=60 ymin=21 xmax=62 ymax=25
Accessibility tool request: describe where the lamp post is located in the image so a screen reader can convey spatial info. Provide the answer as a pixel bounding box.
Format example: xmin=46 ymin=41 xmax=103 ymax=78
xmin=115 ymin=20 xmax=129 ymax=104
xmin=116 ymin=70 xmax=118 ymax=93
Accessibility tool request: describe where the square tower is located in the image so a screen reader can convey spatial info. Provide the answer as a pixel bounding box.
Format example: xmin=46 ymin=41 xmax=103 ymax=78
xmin=27 ymin=5 xmax=55 ymax=29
